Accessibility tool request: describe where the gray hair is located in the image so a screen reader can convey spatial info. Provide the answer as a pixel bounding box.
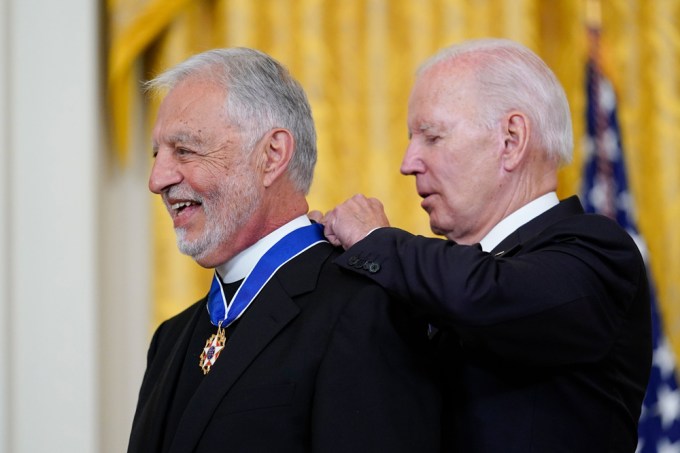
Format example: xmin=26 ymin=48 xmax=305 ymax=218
xmin=146 ymin=48 xmax=317 ymax=193
xmin=419 ymin=38 xmax=573 ymax=166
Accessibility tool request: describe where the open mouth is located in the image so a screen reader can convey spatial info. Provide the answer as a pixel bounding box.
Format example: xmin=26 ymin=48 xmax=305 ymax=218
xmin=171 ymin=200 xmax=200 ymax=214
xmin=167 ymin=199 xmax=202 ymax=227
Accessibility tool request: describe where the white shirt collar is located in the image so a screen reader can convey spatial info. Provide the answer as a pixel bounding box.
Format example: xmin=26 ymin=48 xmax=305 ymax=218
xmin=215 ymin=215 xmax=312 ymax=283
xmin=479 ymin=192 xmax=559 ymax=252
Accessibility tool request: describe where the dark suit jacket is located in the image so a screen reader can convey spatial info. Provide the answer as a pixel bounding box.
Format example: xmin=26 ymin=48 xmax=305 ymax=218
xmin=128 ymin=242 xmax=442 ymax=453
xmin=337 ymin=196 xmax=652 ymax=452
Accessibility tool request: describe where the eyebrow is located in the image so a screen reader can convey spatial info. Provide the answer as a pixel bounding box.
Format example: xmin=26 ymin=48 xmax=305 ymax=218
xmin=168 ymin=133 xmax=204 ymax=147
xmin=408 ymin=123 xmax=435 ymax=137
xmin=419 ymin=123 xmax=441 ymax=132
xmin=152 ymin=132 xmax=204 ymax=154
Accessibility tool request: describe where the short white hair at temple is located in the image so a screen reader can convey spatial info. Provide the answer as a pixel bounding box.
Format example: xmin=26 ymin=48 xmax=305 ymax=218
xmin=146 ymin=48 xmax=318 ymax=194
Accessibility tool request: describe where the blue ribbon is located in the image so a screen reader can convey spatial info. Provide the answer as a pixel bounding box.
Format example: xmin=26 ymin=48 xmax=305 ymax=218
xmin=207 ymin=223 xmax=327 ymax=327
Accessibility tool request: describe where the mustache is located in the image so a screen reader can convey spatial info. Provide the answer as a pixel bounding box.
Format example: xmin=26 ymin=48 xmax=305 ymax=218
xmin=163 ymin=185 xmax=204 ymax=204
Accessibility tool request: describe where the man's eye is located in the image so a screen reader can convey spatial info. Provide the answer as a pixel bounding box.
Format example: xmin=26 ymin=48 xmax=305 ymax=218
xmin=176 ymin=147 xmax=193 ymax=156
xmin=426 ymin=135 xmax=441 ymax=144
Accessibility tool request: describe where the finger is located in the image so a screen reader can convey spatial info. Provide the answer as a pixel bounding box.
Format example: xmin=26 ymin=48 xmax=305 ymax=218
xmin=308 ymin=210 xmax=324 ymax=223
xmin=326 ymin=234 xmax=342 ymax=248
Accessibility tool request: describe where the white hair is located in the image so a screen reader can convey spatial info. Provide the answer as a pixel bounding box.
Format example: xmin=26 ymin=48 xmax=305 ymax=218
xmin=146 ymin=48 xmax=317 ymax=193
xmin=419 ymin=38 xmax=573 ymax=166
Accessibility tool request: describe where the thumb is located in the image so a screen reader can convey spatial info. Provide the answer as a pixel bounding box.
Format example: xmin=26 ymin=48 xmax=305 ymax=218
xmin=308 ymin=210 xmax=324 ymax=223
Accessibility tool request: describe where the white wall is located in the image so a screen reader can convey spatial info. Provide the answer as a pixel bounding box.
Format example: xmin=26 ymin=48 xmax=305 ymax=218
xmin=0 ymin=0 xmax=10 ymax=449
xmin=98 ymin=72 xmax=152 ymax=452
xmin=0 ymin=0 xmax=150 ymax=451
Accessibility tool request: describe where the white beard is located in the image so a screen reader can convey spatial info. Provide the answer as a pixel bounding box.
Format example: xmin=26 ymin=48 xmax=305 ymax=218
xmin=171 ymin=165 xmax=262 ymax=262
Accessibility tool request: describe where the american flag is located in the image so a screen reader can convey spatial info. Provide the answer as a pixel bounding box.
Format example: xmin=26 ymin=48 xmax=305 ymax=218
xmin=581 ymin=53 xmax=680 ymax=453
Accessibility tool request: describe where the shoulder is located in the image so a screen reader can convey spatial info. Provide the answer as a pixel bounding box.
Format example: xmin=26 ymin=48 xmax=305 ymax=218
xmin=512 ymin=196 xmax=643 ymax=263
xmin=282 ymin=242 xmax=413 ymax=317
xmin=541 ymin=209 xmax=643 ymax=259
xmin=542 ymin=196 xmax=638 ymax=245
xmin=314 ymin=243 xmax=396 ymax=302
xmin=522 ymin=206 xmax=649 ymax=303
xmin=276 ymin=241 xmax=392 ymax=295
xmin=151 ymin=298 xmax=205 ymax=347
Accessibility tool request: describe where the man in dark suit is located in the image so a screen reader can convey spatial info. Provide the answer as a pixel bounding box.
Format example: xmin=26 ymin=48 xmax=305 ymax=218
xmin=315 ymin=39 xmax=652 ymax=452
xmin=127 ymin=48 xmax=442 ymax=453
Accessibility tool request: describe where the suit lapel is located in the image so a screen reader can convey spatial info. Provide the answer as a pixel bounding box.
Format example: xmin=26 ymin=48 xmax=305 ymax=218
xmin=167 ymin=242 xmax=334 ymax=453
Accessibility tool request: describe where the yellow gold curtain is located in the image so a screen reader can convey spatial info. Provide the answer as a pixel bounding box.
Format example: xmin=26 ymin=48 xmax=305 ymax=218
xmin=106 ymin=0 xmax=680 ymax=357
xmin=107 ymin=0 xmax=194 ymax=163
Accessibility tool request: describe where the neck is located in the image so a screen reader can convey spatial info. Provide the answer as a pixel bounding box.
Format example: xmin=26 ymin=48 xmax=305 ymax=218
xmin=258 ymin=187 xmax=309 ymax=235
xmin=452 ymin=163 xmax=557 ymax=245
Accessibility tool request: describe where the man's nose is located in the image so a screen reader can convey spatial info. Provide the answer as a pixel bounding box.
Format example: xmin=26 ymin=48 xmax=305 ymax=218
xmin=400 ymin=143 xmax=425 ymax=175
xmin=148 ymin=150 xmax=181 ymax=194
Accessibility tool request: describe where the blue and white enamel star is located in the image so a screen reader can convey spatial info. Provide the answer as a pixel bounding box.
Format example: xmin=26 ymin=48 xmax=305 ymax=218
xmin=199 ymin=318 xmax=227 ymax=375
xmin=199 ymin=223 xmax=327 ymax=374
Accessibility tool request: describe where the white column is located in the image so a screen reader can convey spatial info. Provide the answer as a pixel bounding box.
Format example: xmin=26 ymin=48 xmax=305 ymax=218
xmin=1 ymin=0 xmax=151 ymax=451
xmin=0 ymin=0 xmax=10 ymax=451
xmin=6 ymin=0 xmax=99 ymax=450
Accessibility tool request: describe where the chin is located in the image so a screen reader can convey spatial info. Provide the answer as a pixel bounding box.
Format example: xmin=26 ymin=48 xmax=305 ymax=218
xmin=192 ymin=255 xmax=220 ymax=269
xmin=430 ymin=226 xmax=445 ymax=237
xmin=429 ymin=219 xmax=454 ymax=240
xmin=180 ymin=244 xmax=221 ymax=268
xmin=428 ymin=217 xmax=443 ymax=235
xmin=176 ymin=231 xmax=211 ymax=262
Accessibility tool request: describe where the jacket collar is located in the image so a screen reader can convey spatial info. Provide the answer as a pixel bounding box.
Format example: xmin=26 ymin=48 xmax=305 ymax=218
xmin=490 ymin=196 xmax=584 ymax=257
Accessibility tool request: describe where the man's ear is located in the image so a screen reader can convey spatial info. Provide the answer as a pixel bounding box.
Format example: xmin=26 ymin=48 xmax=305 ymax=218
xmin=501 ymin=112 xmax=529 ymax=172
xmin=261 ymin=128 xmax=294 ymax=187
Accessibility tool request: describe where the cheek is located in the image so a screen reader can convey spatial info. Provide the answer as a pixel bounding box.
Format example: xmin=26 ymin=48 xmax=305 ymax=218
xmin=189 ymin=163 xmax=231 ymax=195
xmin=436 ymin=166 xmax=484 ymax=215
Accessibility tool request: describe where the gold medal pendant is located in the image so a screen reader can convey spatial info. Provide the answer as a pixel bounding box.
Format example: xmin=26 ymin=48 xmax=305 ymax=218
xmin=199 ymin=323 xmax=227 ymax=375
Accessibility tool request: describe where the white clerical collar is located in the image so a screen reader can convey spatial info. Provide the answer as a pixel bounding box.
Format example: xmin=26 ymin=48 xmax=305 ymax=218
xmin=215 ymin=215 xmax=312 ymax=283
xmin=479 ymin=192 xmax=559 ymax=252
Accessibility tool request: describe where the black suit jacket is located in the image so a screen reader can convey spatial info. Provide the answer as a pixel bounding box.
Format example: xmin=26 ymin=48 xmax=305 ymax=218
xmin=128 ymin=242 xmax=442 ymax=453
xmin=337 ymin=196 xmax=652 ymax=452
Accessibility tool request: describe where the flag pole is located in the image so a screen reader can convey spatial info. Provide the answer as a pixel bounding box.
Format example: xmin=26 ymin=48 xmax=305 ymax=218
xmin=586 ymin=0 xmax=602 ymax=70
xmin=584 ymin=0 xmax=616 ymax=219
